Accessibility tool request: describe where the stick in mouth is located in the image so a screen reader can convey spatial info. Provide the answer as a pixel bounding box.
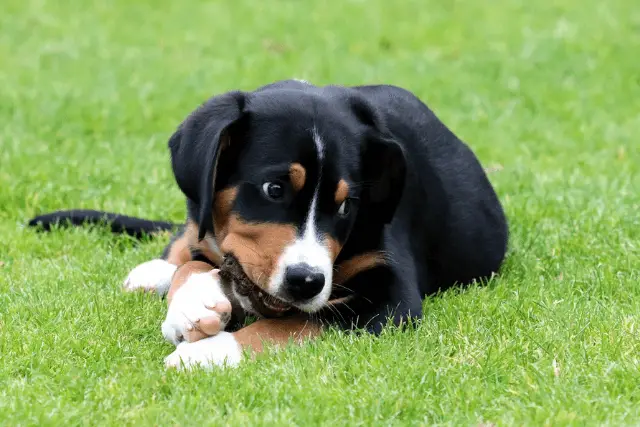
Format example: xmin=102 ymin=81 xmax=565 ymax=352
xmin=218 ymin=255 xmax=294 ymax=318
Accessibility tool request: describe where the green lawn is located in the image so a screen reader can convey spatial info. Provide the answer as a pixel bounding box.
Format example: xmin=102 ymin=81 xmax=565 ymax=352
xmin=1 ymin=0 xmax=639 ymax=425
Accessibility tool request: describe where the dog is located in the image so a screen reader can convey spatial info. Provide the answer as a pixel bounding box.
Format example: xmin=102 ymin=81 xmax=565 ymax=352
xmin=29 ymin=80 xmax=509 ymax=369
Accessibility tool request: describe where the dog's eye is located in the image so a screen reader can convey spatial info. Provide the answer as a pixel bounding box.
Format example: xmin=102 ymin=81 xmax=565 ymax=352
xmin=262 ymin=181 xmax=285 ymax=201
xmin=337 ymin=199 xmax=351 ymax=217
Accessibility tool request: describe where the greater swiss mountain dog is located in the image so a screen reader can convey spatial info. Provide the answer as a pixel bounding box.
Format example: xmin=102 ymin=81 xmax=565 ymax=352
xmin=29 ymin=80 xmax=508 ymax=369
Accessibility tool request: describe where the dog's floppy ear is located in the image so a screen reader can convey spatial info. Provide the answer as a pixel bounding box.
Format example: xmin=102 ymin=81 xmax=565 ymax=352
xmin=168 ymin=91 xmax=246 ymax=240
xmin=350 ymin=95 xmax=406 ymax=224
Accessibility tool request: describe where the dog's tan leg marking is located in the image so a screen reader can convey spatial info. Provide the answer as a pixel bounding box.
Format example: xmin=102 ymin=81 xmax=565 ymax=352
xmin=164 ymin=315 xmax=322 ymax=370
xmin=233 ymin=315 xmax=323 ymax=354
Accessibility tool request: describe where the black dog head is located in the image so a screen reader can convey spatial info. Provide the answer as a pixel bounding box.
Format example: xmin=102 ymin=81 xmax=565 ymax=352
xmin=168 ymin=81 xmax=405 ymax=313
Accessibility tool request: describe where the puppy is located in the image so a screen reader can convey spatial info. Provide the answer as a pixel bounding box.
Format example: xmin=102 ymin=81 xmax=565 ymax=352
xmin=29 ymin=80 xmax=508 ymax=369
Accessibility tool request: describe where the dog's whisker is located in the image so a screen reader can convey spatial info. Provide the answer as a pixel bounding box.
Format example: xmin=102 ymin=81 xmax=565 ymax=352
xmin=323 ymin=300 xmax=349 ymax=325
xmin=235 ymin=241 xmax=267 ymax=260
xmin=333 ymin=283 xmax=356 ymax=293
xmin=341 ymin=301 xmax=357 ymax=316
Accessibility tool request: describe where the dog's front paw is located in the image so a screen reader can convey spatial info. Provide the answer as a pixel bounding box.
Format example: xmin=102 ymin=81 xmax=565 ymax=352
xmin=164 ymin=332 xmax=242 ymax=370
xmin=161 ymin=270 xmax=232 ymax=345
xmin=123 ymin=259 xmax=177 ymax=295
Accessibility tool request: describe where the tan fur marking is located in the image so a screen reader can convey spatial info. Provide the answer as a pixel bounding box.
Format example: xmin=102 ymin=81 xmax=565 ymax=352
xmin=165 ymin=233 xmax=192 ymax=266
xmin=289 ymin=163 xmax=306 ymax=192
xmin=185 ymin=185 xmax=297 ymax=287
xmin=232 ymin=315 xmax=322 ymax=354
xmin=166 ymin=261 xmax=216 ymax=304
xmin=333 ymin=252 xmax=386 ymax=285
xmin=200 ymin=235 xmax=224 ymax=266
xmin=183 ymin=220 xmax=223 ymax=266
xmin=326 ymin=237 xmax=343 ymax=262
xmin=220 ymin=215 xmax=296 ymax=288
xmin=335 ymin=179 xmax=349 ymax=204
xmin=328 ymin=296 xmax=355 ymax=305
xmin=213 ymin=187 xmax=238 ymax=246
xmin=179 ymin=188 xmax=238 ymax=268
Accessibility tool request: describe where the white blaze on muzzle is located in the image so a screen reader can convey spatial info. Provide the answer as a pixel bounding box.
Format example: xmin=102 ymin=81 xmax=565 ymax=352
xmin=268 ymin=127 xmax=333 ymax=312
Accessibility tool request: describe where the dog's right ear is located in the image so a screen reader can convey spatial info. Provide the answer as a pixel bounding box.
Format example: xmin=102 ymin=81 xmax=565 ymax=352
xmin=348 ymin=94 xmax=406 ymax=224
xmin=168 ymin=91 xmax=246 ymax=240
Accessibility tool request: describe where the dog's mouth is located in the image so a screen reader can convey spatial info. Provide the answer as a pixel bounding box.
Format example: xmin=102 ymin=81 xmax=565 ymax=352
xmin=252 ymin=288 xmax=291 ymax=313
xmin=219 ymin=255 xmax=293 ymax=318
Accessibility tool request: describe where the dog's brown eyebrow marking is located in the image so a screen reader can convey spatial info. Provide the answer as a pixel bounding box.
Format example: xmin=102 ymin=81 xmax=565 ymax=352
xmin=289 ymin=163 xmax=306 ymax=192
xmin=333 ymin=252 xmax=386 ymax=285
xmin=335 ymin=179 xmax=349 ymax=204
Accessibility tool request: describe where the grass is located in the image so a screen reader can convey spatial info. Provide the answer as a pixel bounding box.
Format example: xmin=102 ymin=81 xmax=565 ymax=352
xmin=1 ymin=0 xmax=639 ymax=425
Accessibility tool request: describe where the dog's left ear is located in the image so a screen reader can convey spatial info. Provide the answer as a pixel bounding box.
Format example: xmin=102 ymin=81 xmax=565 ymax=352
xmin=350 ymin=95 xmax=407 ymax=224
xmin=168 ymin=91 xmax=246 ymax=239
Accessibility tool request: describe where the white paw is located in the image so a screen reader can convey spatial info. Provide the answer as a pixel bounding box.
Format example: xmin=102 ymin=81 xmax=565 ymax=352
xmin=161 ymin=271 xmax=232 ymax=345
xmin=164 ymin=332 xmax=242 ymax=370
xmin=123 ymin=259 xmax=177 ymax=295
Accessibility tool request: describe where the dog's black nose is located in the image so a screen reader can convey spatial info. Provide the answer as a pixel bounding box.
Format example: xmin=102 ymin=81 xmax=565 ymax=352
xmin=284 ymin=263 xmax=325 ymax=301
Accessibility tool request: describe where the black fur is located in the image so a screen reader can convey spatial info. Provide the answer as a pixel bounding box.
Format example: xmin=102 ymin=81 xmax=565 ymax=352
xmin=28 ymin=80 xmax=508 ymax=334
xmin=28 ymin=209 xmax=176 ymax=238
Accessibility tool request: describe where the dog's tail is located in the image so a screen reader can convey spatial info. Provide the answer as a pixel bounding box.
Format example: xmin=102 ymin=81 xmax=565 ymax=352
xmin=27 ymin=209 xmax=177 ymax=238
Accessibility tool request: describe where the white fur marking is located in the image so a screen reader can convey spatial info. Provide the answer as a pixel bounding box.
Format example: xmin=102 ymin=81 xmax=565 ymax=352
xmin=123 ymin=259 xmax=177 ymax=295
xmin=164 ymin=332 xmax=242 ymax=370
xmin=161 ymin=272 xmax=231 ymax=345
xmin=312 ymin=126 xmax=324 ymax=160
xmin=269 ymin=129 xmax=333 ymax=311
